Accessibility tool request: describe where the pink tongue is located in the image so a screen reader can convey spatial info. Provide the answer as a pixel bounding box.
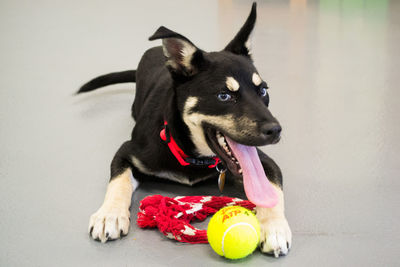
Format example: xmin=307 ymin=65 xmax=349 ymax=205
xmin=225 ymin=137 xmax=278 ymax=208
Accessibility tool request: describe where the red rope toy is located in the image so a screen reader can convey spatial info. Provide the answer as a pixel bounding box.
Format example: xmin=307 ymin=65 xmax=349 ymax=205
xmin=137 ymin=195 xmax=255 ymax=244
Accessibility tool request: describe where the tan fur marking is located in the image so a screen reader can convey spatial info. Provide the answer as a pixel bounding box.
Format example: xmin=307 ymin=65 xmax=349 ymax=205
xmin=88 ymin=169 xmax=136 ymax=243
xmin=182 ymin=97 xmax=214 ymax=156
xmin=256 ymin=184 xmax=292 ymax=257
xmin=226 ymin=76 xmax=240 ymax=92
xmin=256 ymin=184 xmax=285 ymax=220
xmin=180 ymin=41 xmax=196 ymax=69
xmin=252 ymin=73 xmax=262 ymax=86
xmin=103 ymin=170 xmax=134 ymax=210
xmin=182 ymin=96 xmax=262 ymax=156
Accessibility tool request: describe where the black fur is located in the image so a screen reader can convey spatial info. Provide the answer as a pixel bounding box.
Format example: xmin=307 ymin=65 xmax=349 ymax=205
xmin=225 ymin=2 xmax=257 ymax=57
xmin=78 ymin=2 xmax=283 ymax=188
xmin=77 ymin=70 xmax=136 ymax=94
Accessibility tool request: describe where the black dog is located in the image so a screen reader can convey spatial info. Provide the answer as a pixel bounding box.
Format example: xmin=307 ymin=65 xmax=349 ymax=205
xmin=79 ymin=3 xmax=291 ymax=257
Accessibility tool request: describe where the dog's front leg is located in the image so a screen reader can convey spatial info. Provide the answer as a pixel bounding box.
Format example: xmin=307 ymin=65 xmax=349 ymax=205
xmin=256 ymin=149 xmax=292 ymax=257
xmin=88 ymin=141 xmax=138 ymax=243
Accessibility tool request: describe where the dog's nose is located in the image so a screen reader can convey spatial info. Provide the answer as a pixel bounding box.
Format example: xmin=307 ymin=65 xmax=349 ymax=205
xmin=261 ymin=123 xmax=282 ymax=139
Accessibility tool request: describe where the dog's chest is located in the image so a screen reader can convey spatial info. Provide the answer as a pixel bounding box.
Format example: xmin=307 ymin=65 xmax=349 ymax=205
xmin=131 ymin=155 xmax=217 ymax=186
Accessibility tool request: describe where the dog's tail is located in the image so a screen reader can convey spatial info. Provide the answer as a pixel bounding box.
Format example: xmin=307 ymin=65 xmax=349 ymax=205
xmin=77 ymin=70 xmax=136 ymax=94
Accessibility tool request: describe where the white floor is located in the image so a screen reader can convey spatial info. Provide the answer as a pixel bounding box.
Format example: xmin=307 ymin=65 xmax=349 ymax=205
xmin=1 ymin=0 xmax=399 ymax=266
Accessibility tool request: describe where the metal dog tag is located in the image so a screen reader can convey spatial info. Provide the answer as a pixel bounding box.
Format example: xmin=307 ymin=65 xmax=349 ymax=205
xmin=218 ymin=170 xmax=226 ymax=192
xmin=216 ymin=163 xmax=226 ymax=192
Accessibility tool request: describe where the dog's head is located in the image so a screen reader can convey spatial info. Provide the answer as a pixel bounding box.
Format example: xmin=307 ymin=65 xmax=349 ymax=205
xmin=150 ymin=3 xmax=281 ymax=178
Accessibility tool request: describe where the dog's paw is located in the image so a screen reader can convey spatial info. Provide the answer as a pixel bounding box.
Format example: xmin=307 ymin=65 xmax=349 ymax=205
xmin=259 ymin=217 xmax=292 ymax=257
xmin=88 ymin=205 xmax=130 ymax=243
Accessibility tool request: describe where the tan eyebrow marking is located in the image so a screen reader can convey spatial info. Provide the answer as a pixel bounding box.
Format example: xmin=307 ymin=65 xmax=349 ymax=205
xmin=226 ymin=77 xmax=240 ymax=92
xmin=252 ymin=73 xmax=262 ymax=86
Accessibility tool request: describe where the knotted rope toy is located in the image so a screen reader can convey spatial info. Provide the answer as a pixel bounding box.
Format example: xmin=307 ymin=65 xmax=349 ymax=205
xmin=137 ymin=195 xmax=255 ymax=244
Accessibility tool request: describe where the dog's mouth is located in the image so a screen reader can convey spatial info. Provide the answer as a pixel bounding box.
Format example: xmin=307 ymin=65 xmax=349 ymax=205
xmin=208 ymin=129 xmax=241 ymax=177
xmin=205 ymin=127 xmax=279 ymax=208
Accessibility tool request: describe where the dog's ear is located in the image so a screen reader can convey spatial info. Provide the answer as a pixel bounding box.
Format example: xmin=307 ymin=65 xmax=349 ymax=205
xmin=149 ymin=26 xmax=206 ymax=77
xmin=224 ymin=2 xmax=257 ymax=58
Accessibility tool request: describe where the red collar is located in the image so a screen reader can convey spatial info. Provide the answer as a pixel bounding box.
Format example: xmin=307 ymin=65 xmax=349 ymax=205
xmin=160 ymin=121 xmax=220 ymax=168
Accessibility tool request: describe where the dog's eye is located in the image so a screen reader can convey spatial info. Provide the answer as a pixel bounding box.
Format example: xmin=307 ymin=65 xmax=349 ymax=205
xmin=217 ymin=92 xmax=232 ymax=102
xmin=259 ymin=87 xmax=268 ymax=97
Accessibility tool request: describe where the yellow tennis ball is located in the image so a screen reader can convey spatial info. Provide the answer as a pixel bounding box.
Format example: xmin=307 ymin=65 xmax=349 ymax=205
xmin=207 ymin=206 xmax=260 ymax=260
